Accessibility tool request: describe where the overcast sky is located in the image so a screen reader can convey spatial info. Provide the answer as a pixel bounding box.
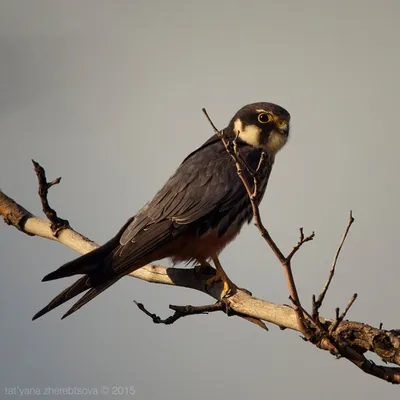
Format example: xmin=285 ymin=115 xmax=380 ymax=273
xmin=1 ymin=1 xmax=400 ymax=399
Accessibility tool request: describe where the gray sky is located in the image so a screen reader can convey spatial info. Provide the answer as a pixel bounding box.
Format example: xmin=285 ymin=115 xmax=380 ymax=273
xmin=1 ymin=0 xmax=399 ymax=398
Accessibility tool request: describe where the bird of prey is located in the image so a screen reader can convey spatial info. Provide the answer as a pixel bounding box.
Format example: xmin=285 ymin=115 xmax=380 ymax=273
xmin=32 ymin=102 xmax=290 ymax=320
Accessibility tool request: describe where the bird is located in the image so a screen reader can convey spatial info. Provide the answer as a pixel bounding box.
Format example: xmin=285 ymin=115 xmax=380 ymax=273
xmin=32 ymin=102 xmax=290 ymax=320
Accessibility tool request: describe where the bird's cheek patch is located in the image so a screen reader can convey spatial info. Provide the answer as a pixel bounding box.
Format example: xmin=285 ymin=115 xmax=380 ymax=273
xmin=234 ymin=119 xmax=261 ymax=147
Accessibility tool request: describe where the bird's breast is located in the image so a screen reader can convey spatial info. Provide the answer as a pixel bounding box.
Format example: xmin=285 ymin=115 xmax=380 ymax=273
xmin=169 ymin=225 xmax=242 ymax=264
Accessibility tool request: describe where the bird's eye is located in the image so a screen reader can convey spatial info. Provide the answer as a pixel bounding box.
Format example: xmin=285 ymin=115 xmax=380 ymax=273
xmin=276 ymin=119 xmax=287 ymax=128
xmin=258 ymin=112 xmax=273 ymax=124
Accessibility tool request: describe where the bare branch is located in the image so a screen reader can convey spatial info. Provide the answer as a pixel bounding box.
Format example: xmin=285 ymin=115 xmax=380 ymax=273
xmin=134 ymin=301 xmax=226 ymax=325
xmin=1 ymin=159 xmax=399 ymax=384
xmin=135 ymin=298 xmax=269 ymax=331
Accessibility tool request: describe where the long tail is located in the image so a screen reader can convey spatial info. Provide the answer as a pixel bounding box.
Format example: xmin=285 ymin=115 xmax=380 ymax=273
xmin=41 ymin=233 xmax=120 ymax=282
xmin=32 ymin=274 xmax=93 ymax=320
xmin=32 ymin=218 xmax=134 ymax=321
xmin=60 ymin=278 xmax=120 ymax=319
xmin=32 ymin=274 xmax=122 ymax=320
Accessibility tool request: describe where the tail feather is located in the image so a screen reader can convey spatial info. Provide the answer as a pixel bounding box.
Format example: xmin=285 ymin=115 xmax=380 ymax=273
xmin=32 ymin=275 xmax=91 ymax=320
xmin=33 ymin=217 xmax=136 ymax=320
xmin=42 ymin=235 xmax=120 ymax=282
xmin=61 ymin=277 xmax=121 ymax=319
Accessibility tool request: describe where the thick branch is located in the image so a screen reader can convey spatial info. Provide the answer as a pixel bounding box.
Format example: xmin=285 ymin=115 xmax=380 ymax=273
xmin=1 ymin=188 xmax=400 ymax=380
xmin=2 ymin=149 xmax=400 ymax=385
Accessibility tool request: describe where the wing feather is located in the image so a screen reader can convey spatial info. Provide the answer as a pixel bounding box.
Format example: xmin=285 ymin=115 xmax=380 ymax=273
xmin=118 ymin=137 xmax=267 ymax=264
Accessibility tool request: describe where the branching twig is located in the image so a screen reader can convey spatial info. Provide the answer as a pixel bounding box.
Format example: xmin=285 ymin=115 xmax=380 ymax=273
xmin=286 ymin=228 xmax=316 ymax=262
xmin=330 ymin=293 xmax=358 ymax=333
xmin=134 ymin=301 xmax=225 ymax=325
xmin=202 ymin=108 xmax=313 ymax=337
xmin=32 ymin=159 xmax=69 ymax=236
xmin=135 ymin=298 xmax=269 ymax=330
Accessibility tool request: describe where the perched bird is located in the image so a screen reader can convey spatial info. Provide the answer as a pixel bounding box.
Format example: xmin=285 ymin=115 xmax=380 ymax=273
xmin=32 ymin=102 xmax=290 ymax=320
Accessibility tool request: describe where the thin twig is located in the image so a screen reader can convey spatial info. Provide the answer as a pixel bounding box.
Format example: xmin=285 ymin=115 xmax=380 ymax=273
xmin=286 ymin=228 xmax=315 ymax=262
xmin=330 ymin=293 xmax=358 ymax=333
xmin=32 ymin=159 xmax=70 ymax=236
xmin=134 ymin=300 xmax=226 ymax=325
xmin=202 ymin=108 xmax=311 ymax=337
xmin=202 ymin=108 xmax=286 ymax=261
xmin=314 ymin=211 xmax=355 ymax=313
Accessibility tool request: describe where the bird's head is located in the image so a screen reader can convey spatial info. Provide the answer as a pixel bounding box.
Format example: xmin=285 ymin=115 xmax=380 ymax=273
xmin=228 ymin=102 xmax=290 ymax=155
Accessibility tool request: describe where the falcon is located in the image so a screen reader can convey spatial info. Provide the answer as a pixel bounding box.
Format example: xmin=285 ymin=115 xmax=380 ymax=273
xmin=32 ymin=102 xmax=290 ymax=320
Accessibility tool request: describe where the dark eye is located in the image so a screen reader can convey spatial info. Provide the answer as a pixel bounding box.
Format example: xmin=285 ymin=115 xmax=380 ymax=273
xmin=258 ymin=112 xmax=273 ymax=124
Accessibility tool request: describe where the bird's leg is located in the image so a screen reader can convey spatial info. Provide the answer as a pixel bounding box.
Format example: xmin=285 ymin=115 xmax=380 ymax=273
xmin=206 ymin=256 xmax=236 ymax=297
xmin=194 ymin=260 xmax=215 ymax=278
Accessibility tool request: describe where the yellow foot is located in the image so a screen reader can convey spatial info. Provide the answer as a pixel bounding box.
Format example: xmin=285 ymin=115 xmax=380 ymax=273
xmin=206 ymin=269 xmax=235 ymax=298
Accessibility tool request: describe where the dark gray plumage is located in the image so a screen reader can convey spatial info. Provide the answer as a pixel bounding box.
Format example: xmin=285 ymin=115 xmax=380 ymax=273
xmin=32 ymin=102 xmax=290 ymax=320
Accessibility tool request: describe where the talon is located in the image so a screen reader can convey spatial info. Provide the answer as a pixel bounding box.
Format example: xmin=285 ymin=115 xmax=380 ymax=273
xmin=222 ymin=279 xmax=233 ymax=297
